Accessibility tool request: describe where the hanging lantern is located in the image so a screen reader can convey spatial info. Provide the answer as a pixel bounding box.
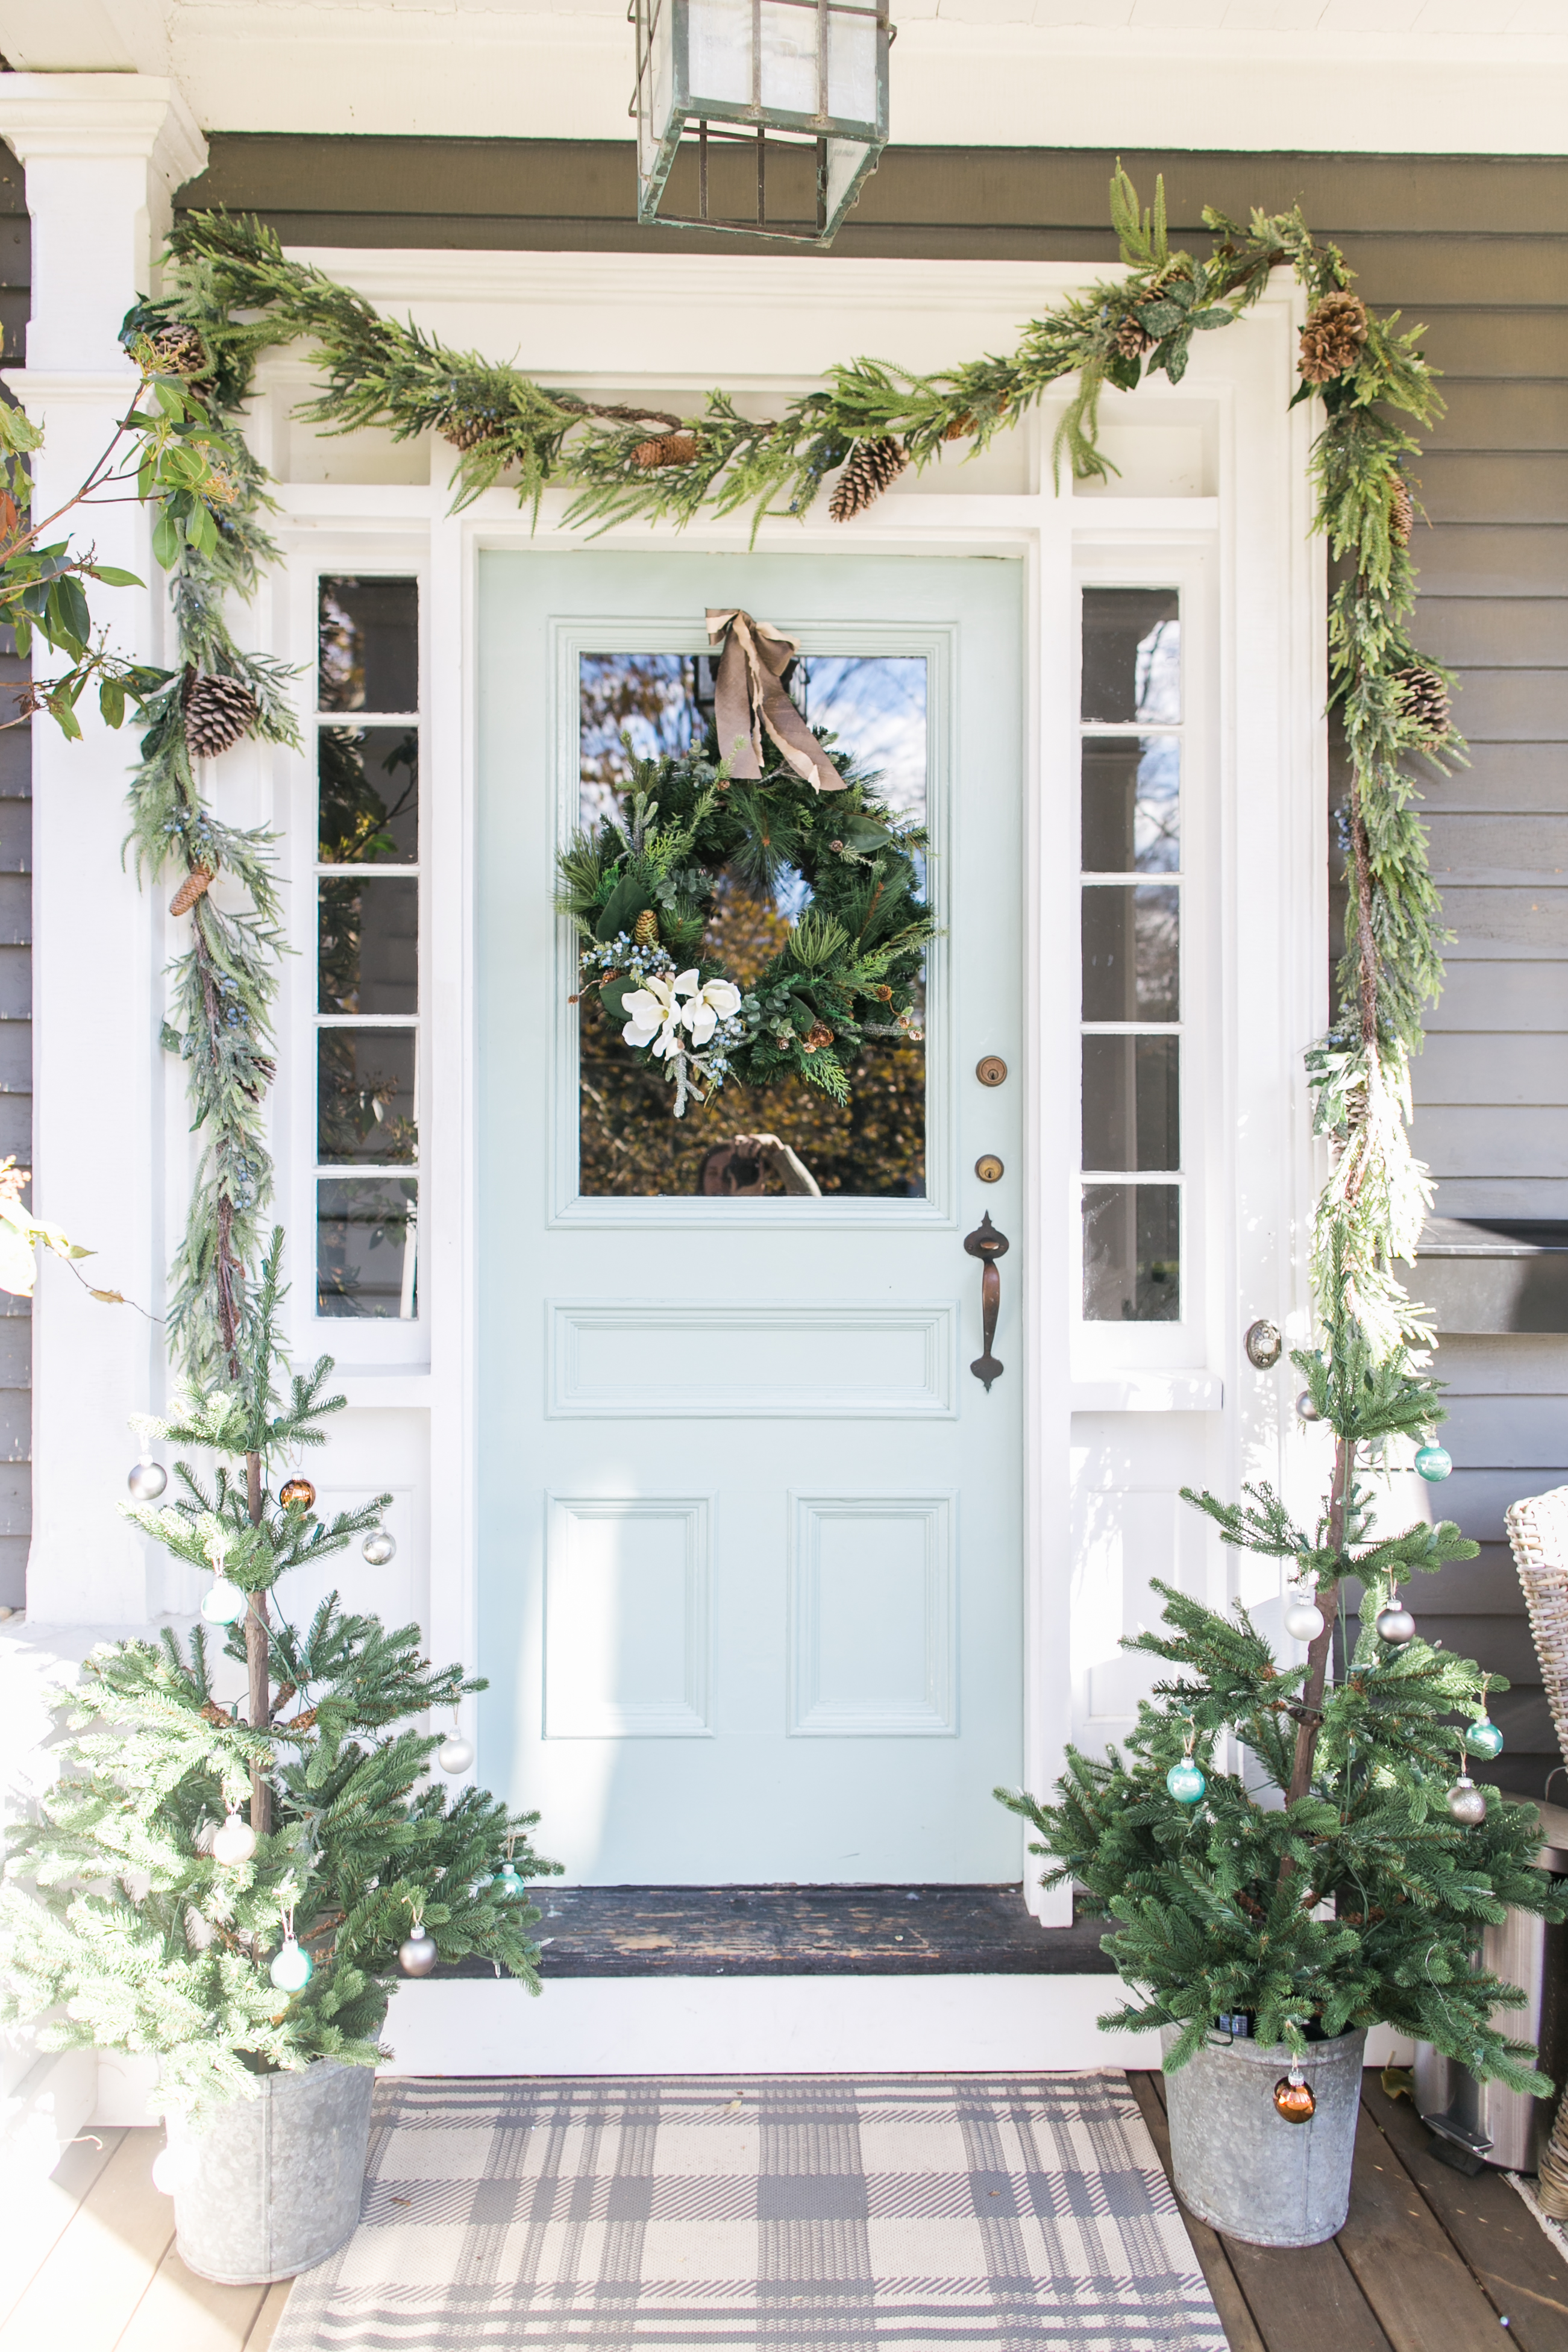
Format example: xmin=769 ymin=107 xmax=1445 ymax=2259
xmin=632 ymin=0 xmax=891 ymax=246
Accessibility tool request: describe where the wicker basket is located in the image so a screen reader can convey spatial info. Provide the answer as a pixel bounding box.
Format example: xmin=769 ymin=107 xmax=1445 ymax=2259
xmin=1507 ymin=1484 xmax=1568 ymax=2215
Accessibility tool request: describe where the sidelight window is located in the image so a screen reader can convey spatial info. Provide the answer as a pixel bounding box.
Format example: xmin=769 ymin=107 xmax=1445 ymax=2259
xmin=313 ymin=577 xmax=421 ymax=1318
xmin=1079 ymin=588 xmax=1182 ymax=1322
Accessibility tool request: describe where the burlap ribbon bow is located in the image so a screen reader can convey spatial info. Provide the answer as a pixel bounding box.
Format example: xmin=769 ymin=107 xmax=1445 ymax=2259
xmin=705 ymin=608 xmax=845 ymax=792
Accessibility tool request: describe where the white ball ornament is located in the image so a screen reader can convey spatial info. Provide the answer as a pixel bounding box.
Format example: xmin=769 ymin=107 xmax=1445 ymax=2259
xmin=1284 ymin=1593 xmax=1325 ymax=1643
xmin=362 ymin=1528 xmax=397 ymax=1566
xmin=398 ymin=1928 xmax=438 ymax=1977
xmin=437 ymin=1734 xmax=475 ymax=1776
xmin=269 ymin=1936 xmax=313 ymax=1992
xmin=127 ymin=1457 xmax=168 ymax=1502
xmin=211 ymin=1810 xmax=257 ymax=1866
xmin=200 ymin=1576 xmax=246 ymax=1626
xmin=1375 ymin=1601 xmax=1416 ymax=1645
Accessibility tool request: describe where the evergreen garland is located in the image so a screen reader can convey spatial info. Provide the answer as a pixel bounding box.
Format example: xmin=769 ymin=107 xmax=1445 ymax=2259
xmin=116 ymin=164 xmax=1455 ymax=1376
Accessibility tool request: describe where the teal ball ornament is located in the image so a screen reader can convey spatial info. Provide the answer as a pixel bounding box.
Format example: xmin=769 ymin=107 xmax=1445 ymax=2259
xmin=1467 ymin=1719 xmax=1505 ymax=1761
xmin=200 ymin=1576 xmax=245 ymax=1626
xmin=269 ymin=1937 xmax=313 ymax=1992
xmin=1166 ymin=1758 xmax=1206 ymax=1804
xmin=1415 ymin=1444 xmax=1452 ymax=1482
xmin=496 ymin=1861 xmax=524 ymax=1899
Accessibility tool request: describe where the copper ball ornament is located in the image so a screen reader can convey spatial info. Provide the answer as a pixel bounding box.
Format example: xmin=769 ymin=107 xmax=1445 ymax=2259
xmin=279 ymin=1476 xmax=316 ymax=1510
xmin=1273 ymin=2071 xmax=1316 ymax=2125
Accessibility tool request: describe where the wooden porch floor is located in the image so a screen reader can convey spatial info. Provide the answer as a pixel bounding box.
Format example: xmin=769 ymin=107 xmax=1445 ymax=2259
xmin=6 ymin=2072 xmax=1567 ymax=2351
xmin=1134 ymin=2069 xmax=1568 ymax=2352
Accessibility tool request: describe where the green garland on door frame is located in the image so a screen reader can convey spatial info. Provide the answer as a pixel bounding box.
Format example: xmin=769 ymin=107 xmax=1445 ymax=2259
xmin=122 ymin=165 xmax=1458 ymax=1378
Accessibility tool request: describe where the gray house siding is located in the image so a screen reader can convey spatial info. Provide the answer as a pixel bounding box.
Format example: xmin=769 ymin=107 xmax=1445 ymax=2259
xmin=157 ymin=145 xmax=1568 ymax=1795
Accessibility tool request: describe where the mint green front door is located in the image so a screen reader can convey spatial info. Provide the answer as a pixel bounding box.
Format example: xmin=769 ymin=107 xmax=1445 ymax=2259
xmin=477 ymin=550 xmax=1024 ymax=1883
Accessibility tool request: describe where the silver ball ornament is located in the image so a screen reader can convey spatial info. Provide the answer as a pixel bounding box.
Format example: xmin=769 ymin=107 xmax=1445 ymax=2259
xmin=211 ymin=1810 xmax=257 ymax=1866
xmin=269 ymin=1937 xmax=313 ymax=1991
xmin=1284 ymin=1594 xmax=1325 ymax=1643
xmin=127 ymin=1458 xmax=168 ymax=1502
xmin=362 ymin=1528 xmax=397 ymax=1566
xmin=437 ymin=1735 xmax=475 ymax=1775
xmin=1447 ymin=1775 xmax=1488 ymax=1827
xmin=1296 ymin=1391 xmax=1321 ymax=1422
xmin=1375 ymin=1602 xmax=1416 ymax=1646
xmin=399 ymin=1929 xmax=438 ymax=1977
xmin=200 ymin=1576 xmax=246 ymax=1626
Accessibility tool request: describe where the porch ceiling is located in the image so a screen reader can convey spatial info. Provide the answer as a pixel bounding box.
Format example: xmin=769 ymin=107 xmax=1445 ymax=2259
xmin=0 ymin=0 xmax=1565 ymax=151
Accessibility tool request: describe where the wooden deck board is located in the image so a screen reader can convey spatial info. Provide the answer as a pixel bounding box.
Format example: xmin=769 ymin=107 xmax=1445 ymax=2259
xmin=243 ymin=2280 xmax=295 ymax=2349
xmin=0 ymin=2126 xmax=124 ymax=2333
xmin=0 ymin=2129 xmax=173 ymax=2352
xmin=1360 ymin=2078 xmax=1568 ymax=2351
xmin=1127 ymin=2071 xmax=1269 ymax=2352
xmin=1337 ymin=2115 xmax=1510 ymax=2352
xmin=114 ymin=2240 xmax=269 ymax=2352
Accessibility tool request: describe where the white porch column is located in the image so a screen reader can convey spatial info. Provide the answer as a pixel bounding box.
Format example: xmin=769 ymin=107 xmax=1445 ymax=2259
xmin=0 ymin=77 xmax=206 ymax=1623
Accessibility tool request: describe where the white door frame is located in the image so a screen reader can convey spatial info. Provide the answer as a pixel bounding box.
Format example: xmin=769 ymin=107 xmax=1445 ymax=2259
xmin=227 ymin=251 xmax=1323 ymax=1924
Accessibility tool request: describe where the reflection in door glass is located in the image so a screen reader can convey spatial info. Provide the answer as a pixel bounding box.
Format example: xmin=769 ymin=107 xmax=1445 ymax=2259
xmin=574 ymin=651 xmax=928 ymax=1200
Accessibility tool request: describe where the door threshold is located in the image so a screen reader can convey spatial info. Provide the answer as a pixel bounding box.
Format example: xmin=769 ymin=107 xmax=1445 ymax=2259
xmin=447 ymin=1884 xmax=1113 ymax=1978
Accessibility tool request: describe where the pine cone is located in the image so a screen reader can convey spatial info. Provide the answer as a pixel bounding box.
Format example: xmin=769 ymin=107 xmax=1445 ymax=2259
xmin=1298 ymin=290 xmax=1369 ymax=384
xmin=802 ymin=1021 xmax=836 ymax=1053
xmin=148 ymin=323 xmax=207 ymax=378
xmin=169 ymin=866 xmax=216 ymax=917
xmin=441 ymin=412 xmax=506 ymax=452
xmin=1390 ymin=475 xmax=1413 ymax=547
xmin=1115 ymin=315 xmax=1156 ymax=359
xmin=943 ymin=413 xmax=974 ymax=442
xmin=184 ymin=671 xmax=259 ymax=760
xmin=1395 ymin=663 xmax=1451 ymax=744
xmin=633 ymin=908 xmax=659 ymax=946
xmin=631 ymin=431 xmax=700 ymax=469
xmin=829 ymin=436 xmax=908 ymax=522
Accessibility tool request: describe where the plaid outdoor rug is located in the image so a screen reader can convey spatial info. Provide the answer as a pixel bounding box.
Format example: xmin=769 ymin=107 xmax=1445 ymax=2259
xmin=271 ymin=2072 xmax=1225 ymax=2351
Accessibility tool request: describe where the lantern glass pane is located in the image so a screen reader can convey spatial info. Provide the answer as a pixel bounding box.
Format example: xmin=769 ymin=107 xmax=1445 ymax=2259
xmin=824 ymin=134 xmax=871 ymax=224
xmin=827 ymin=3 xmax=877 ymax=124
xmin=638 ymin=0 xmax=678 ymax=181
xmin=760 ymin=0 xmax=820 ymax=116
xmin=689 ymin=0 xmax=752 ymax=107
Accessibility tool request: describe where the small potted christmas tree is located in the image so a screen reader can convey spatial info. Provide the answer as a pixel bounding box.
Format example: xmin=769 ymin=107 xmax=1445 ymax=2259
xmin=0 ymin=1237 xmax=556 ymax=2285
xmin=1002 ymin=1305 xmax=1563 ymax=2248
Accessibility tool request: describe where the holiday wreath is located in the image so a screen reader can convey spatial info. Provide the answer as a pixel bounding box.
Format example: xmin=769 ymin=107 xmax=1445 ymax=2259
xmin=556 ymin=695 xmax=930 ymax=1120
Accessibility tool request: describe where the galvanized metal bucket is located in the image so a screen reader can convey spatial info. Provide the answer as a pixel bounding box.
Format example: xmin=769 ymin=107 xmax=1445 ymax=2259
xmin=163 ymin=2059 xmax=374 ymax=2284
xmin=1163 ymin=2025 xmax=1367 ymax=2247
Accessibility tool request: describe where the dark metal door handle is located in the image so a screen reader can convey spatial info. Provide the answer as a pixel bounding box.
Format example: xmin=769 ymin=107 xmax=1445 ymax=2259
xmin=964 ymin=1212 xmax=1010 ymax=1390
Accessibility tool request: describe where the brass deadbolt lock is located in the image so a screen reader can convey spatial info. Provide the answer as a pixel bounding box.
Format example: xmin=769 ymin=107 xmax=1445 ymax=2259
xmin=975 ymin=1155 xmax=1004 ymax=1184
xmin=976 ymin=1056 xmax=1008 ymax=1088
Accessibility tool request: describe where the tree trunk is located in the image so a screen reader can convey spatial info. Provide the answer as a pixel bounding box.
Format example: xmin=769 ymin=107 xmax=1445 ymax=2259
xmin=244 ymin=1448 xmax=272 ymax=1836
xmin=1285 ymin=1432 xmax=1352 ymax=1807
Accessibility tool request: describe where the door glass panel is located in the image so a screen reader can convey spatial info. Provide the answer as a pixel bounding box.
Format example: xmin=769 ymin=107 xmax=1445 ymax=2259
xmin=1080 ymin=588 xmax=1180 ymax=724
xmin=574 ymin=650 xmax=928 ymax=1200
xmin=1080 ymin=736 xmax=1178 ymax=873
xmin=1080 ymin=884 xmax=1179 ymax=1021
xmin=316 ymin=1176 xmax=418 ymax=1319
xmin=1082 ymin=1034 xmax=1179 ymax=1172
xmin=1082 ymin=1183 xmax=1180 ymax=1322
xmin=319 ymin=727 xmax=419 ymax=864
xmin=318 ymin=1029 xmax=418 ymax=1165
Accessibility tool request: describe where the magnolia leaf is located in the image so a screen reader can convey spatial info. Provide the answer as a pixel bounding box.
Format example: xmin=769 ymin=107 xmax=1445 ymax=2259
xmin=87 ymin=1288 xmax=127 ymax=1305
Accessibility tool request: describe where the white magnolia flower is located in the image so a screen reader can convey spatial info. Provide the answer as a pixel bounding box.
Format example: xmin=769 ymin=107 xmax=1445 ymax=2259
xmin=679 ymin=973 xmax=743 ymax=1046
xmin=622 ymin=973 xmax=684 ymax=1058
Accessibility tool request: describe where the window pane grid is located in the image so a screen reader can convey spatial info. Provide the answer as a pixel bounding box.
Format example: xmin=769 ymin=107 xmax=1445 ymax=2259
xmin=1080 ymin=589 xmax=1182 ymax=1323
xmin=315 ymin=576 xmax=421 ymax=1319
